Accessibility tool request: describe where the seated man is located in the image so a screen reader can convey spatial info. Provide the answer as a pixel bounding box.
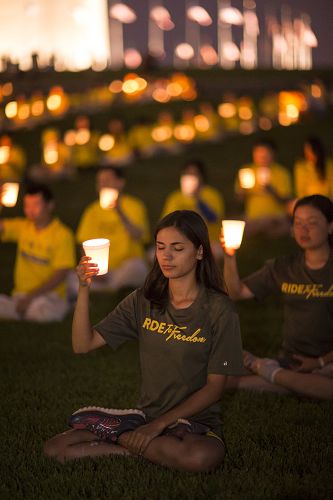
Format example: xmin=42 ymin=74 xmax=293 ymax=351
xmin=0 ymin=183 xmax=75 ymax=322
xmin=161 ymin=159 xmax=225 ymax=260
xmin=236 ymin=138 xmax=292 ymax=237
xmin=75 ymin=167 xmax=150 ymax=291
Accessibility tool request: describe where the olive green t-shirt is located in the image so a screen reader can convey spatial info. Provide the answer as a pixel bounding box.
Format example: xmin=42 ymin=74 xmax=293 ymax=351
xmin=243 ymin=251 xmax=333 ymax=359
xmin=94 ymin=286 xmax=244 ymax=431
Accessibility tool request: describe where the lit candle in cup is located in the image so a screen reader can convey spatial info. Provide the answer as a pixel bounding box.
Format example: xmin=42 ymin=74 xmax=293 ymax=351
xmin=222 ymin=220 xmax=246 ymax=249
xmin=1 ymin=182 xmax=19 ymax=207
xmin=238 ymin=168 xmax=255 ymax=189
xmin=82 ymin=238 xmax=110 ymax=275
xmin=180 ymin=174 xmax=199 ymax=196
xmin=99 ymin=188 xmax=119 ymax=209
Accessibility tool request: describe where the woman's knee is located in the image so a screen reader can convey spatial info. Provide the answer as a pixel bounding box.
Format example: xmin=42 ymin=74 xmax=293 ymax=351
xmin=174 ymin=437 xmax=225 ymax=473
xmin=187 ymin=443 xmax=225 ymax=472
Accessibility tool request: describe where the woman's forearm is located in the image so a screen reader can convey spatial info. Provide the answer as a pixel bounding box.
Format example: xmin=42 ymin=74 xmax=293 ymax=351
xmin=72 ymin=285 xmax=95 ymax=353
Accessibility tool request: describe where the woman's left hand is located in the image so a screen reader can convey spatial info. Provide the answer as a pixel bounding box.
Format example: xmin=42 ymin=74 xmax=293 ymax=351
xmin=292 ymin=354 xmax=320 ymax=373
xmin=120 ymin=420 xmax=165 ymax=456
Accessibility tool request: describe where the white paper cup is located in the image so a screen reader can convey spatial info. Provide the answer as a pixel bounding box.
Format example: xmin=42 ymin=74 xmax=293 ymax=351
xmin=1 ymin=182 xmax=19 ymax=207
xmin=222 ymin=220 xmax=245 ymax=249
xmin=180 ymin=174 xmax=199 ymax=196
xmin=82 ymin=238 xmax=110 ymax=275
xmin=99 ymin=188 xmax=119 ymax=209
xmin=238 ymin=168 xmax=255 ymax=189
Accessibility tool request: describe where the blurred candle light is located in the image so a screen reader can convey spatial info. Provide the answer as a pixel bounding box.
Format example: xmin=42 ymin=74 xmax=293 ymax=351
xmin=219 ymin=7 xmax=243 ymax=25
xmin=187 ymin=6 xmax=212 ymax=26
xmin=124 ymin=48 xmax=142 ymax=69
xmin=238 ymin=168 xmax=255 ymax=189
xmin=222 ymin=220 xmax=245 ymax=249
xmin=175 ymin=43 xmax=195 ymax=61
xmin=173 ymin=124 xmax=195 ymax=142
xmin=44 ymin=145 xmax=58 ymax=165
xmin=5 ymin=101 xmax=18 ymax=119
xmin=151 ymin=125 xmax=173 ymax=142
xmin=82 ymin=238 xmax=110 ymax=275
xmin=1 ymin=182 xmax=19 ymax=207
xmin=200 ymin=45 xmax=218 ymax=66
xmin=99 ymin=188 xmax=119 ymax=209
xmin=98 ymin=134 xmax=115 ymax=151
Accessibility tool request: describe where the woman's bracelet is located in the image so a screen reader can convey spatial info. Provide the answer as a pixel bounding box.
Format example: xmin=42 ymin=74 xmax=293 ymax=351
xmin=318 ymin=356 xmax=325 ymax=368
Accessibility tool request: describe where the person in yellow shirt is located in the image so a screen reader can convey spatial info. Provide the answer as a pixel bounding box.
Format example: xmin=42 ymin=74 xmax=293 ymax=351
xmin=128 ymin=117 xmax=157 ymax=159
xmin=236 ymin=139 xmax=292 ymax=237
xmin=161 ymin=160 xmax=225 ymax=260
xmin=294 ymin=136 xmax=333 ymax=200
xmin=75 ymin=167 xmax=150 ymax=292
xmin=0 ymin=183 xmax=75 ymax=321
xmin=69 ymin=115 xmax=100 ymax=170
xmin=101 ymin=119 xmax=134 ymax=167
xmin=0 ymin=134 xmax=26 ymax=181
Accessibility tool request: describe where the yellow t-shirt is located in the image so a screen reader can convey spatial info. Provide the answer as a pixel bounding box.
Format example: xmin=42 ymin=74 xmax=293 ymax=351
xmin=71 ymin=132 xmax=100 ymax=169
xmin=2 ymin=217 xmax=75 ymax=298
xmin=237 ymin=163 xmax=292 ymax=220
xmin=0 ymin=146 xmax=26 ymax=180
xmin=161 ymin=185 xmax=225 ymax=242
xmin=294 ymin=159 xmax=333 ymax=198
xmin=76 ymin=195 xmax=150 ymax=270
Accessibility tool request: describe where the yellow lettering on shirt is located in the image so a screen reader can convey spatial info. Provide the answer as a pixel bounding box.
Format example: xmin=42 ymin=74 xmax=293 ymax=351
xmin=142 ymin=317 xmax=206 ymax=343
xmin=281 ymin=282 xmax=333 ymax=299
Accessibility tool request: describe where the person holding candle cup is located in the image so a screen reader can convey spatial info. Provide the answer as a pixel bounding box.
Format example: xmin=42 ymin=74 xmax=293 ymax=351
xmin=161 ymin=159 xmax=225 ymax=260
xmin=235 ymin=138 xmax=292 ymax=237
xmin=44 ymin=210 xmax=244 ymax=471
xmin=221 ymin=195 xmax=333 ymax=400
xmin=74 ymin=167 xmax=150 ymax=292
xmin=0 ymin=183 xmax=75 ymax=322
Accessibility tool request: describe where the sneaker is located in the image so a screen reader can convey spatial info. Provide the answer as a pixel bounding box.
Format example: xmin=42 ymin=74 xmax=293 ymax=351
xmin=69 ymin=406 xmax=146 ymax=443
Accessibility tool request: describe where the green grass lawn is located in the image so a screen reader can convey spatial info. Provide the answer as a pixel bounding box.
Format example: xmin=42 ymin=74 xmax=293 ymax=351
xmin=1 ymin=121 xmax=333 ymax=499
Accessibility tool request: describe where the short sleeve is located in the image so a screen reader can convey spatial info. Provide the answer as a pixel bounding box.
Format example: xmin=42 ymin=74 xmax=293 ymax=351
xmin=243 ymin=259 xmax=280 ymax=300
xmin=1 ymin=218 xmax=25 ymax=242
xmin=94 ymin=290 xmax=139 ymax=350
xmin=208 ymin=299 xmax=245 ymax=376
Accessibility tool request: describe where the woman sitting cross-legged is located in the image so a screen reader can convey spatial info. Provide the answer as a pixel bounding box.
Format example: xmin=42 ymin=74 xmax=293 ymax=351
xmin=44 ymin=210 xmax=244 ymax=472
xmin=221 ymin=194 xmax=333 ymax=400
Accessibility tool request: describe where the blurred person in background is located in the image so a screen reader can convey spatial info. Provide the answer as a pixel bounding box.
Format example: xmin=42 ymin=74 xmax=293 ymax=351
xmin=29 ymin=128 xmax=74 ymax=181
xmin=294 ymin=136 xmax=333 ymax=200
xmin=128 ymin=116 xmax=157 ymax=160
xmin=221 ymin=195 xmax=333 ymax=400
xmin=0 ymin=183 xmax=75 ymax=321
xmin=67 ymin=115 xmax=100 ymax=171
xmin=100 ymin=119 xmax=134 ymax=167
xmin=236 ymin=138 xmax=292 ymax=237
xmin=74 ymin=167 xmax=150 ymax=292
xmin=0 ymin=134 xmax=26 ymax=181
xmin=161 ymin=160 xmax=225 ymax=261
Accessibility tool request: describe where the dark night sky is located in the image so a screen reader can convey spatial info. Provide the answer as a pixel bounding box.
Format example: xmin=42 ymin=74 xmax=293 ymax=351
xmin=109 ymin=0 xmax=333 ymax=68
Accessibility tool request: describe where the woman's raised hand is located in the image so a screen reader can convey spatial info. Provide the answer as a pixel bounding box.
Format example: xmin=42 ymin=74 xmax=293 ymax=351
xmin=219 ymin=229 xmax=237 ymax=257
xmin=76 ymin=256 xmax=99 ymax=287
